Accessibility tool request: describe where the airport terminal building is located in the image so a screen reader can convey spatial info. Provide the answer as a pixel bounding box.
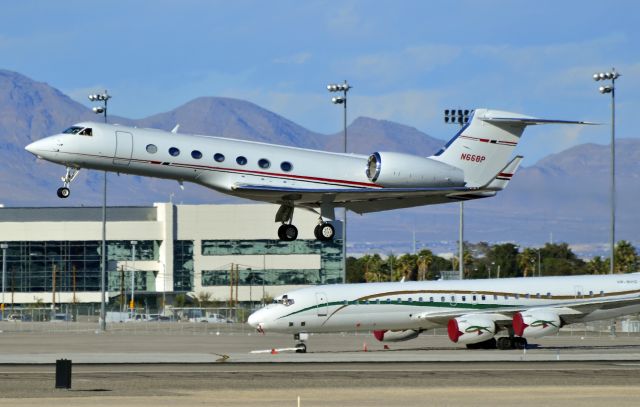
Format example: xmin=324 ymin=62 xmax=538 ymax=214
xmin=0 ymin=203 xmax=343 ymax=309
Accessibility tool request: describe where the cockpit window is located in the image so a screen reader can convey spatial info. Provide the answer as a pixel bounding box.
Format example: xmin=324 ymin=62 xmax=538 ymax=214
xmin=78 ymin=128 xmax=92 ymax=136
xmin=273 ymin=295 xmax=295 ymax=306
xmin=63 ymin=126 xmax=83 ymax=134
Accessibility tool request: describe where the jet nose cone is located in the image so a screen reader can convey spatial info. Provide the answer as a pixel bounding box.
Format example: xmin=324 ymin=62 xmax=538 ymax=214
xmin=25 ymin=138 xmax=52 ymax=155
xmin=247 ymin=310 xmax=260 ymax=328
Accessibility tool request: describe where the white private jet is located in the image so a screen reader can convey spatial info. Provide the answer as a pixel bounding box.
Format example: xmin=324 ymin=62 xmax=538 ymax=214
xmin=25 ymin=108 xmax=587 ymax=241
xmin=247 ymin=273 xmax=640 ymax=352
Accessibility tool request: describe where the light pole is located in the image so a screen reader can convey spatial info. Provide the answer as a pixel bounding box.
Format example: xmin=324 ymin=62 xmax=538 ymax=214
xmin=0 ymin=243 xmax=7 ymax=320
xmin=130 ymin=240 xmax=137 ymax=317
xmin=444 ymin=109 xmax=472 ymax=279
xmin=89 ymin=90 xmax=111 ymax=332
xmin=328 ymin=80 xmax=351 ymax=283
xmin=593 ymin=69 xmax=620 ymax=276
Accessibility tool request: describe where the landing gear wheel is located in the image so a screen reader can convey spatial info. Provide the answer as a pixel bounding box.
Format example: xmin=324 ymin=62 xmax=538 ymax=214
xmin=277 ymin=224 xmax=298 ymax=241
xmin=314 ymin=223 xmax=335 ymax=241
xmin=497 ymin=337 xmax=512 ymax=350
xmin=57 ymin=187 xmax=70 ymax=199
xmin=295 ymin=343 xmax=307 ymax=353
xmin=513 ymin=337 xmax=528 ymax=349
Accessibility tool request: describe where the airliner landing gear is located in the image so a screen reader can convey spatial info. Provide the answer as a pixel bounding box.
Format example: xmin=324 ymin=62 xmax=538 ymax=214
xmin=278 ymin=224 xmax=298 ymax=241
xmin=57 ymin=167 xmax=79 ymax=199
xmin=314 ymin=222 xmax=335 ymax=241
xmin=496 ymin=336 xmax=528 ymax=350
xmin=294 ymin=332 xmax=309 ymax=353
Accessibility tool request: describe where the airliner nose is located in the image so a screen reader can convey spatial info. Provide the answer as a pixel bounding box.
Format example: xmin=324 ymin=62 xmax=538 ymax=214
xmin=247 ymin=310 xmax=260 ymax=328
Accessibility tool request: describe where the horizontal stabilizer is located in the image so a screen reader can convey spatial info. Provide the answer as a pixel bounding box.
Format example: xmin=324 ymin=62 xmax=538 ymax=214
xmin=479 ymin=111 xmax=597 ymax=126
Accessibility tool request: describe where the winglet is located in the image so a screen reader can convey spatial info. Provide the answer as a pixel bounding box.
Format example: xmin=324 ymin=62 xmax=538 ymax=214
xmin=171 ymin=124 xmax=180 ymax=134
xmin=483 ymin=155 xmax=523 ymax=191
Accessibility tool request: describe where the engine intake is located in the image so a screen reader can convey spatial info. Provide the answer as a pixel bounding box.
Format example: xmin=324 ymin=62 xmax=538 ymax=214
xmin=366 ymin=152 xmax=465 ymax=188
xmin=513 ymin=310 xmax=561 ymax=338
xmin=448 ymin=315 xmax=496 ymax=345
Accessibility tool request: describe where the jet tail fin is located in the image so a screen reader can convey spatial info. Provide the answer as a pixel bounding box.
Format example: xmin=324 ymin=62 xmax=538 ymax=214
xmin=431 ymin=109 xmax=592 ymax=188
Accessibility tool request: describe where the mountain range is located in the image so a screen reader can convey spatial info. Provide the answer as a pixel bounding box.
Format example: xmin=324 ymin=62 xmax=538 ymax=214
xmin=1 ymin=69 xmax=638 ymax=256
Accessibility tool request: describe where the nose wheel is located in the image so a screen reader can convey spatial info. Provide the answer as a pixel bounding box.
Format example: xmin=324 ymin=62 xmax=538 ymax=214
xmin=57 ymin=167 xmax=80 ymax=199
xmin=57 ymin=187 xmax=71 ymax=198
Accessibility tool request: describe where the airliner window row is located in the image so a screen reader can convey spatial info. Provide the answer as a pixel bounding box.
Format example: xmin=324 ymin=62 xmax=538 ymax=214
xmin=341 ymin=290 xmax=606 ymax=305
xmin=145 ymin=144 xmax=293 ymax=172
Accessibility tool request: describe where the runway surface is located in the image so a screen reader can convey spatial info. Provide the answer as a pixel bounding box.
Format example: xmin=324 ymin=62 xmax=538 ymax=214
xmin=1 ymin=362 xmax=640 ymax=406
xmin=0 ymin=324 xmax=639 ymax=405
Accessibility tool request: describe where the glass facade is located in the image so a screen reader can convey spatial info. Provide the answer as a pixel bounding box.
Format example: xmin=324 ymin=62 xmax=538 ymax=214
xmin=3 ymin=240 xmax=159 ymax=294
xmin=200 ymin=239 xmax=343 ymax=286
xmin=173 ymin=240 xmax=194 ymax=292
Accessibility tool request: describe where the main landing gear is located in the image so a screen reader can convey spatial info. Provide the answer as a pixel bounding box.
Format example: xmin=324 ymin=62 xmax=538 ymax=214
xmin=275 ymin=204 xmax=336 ymax=242
xmin=57 ymin=167 xmax=79 ymax=199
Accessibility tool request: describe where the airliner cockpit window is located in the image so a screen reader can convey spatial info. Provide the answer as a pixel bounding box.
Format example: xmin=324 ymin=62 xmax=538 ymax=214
xmin=63 ymin=126 xmax=84 ymax=134
xmin=274 ymin=295 xmax=295 ymax=306
xmin=78 ymin=128 xmax=92 ymax=136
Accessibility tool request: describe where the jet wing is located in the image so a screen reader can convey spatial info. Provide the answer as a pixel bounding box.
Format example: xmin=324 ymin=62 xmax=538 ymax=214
xmin=413 ymin=295 xmax=640 ymax=329
xmin=231 ymin=184 xmax=480 ymax=214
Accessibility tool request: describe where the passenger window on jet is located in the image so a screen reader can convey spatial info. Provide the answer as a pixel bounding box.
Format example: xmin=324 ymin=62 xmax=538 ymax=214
xmin=280 ymin=161 xmax=293 ymax=172
xmin=429 ymin=297 xmax=434 ymax=302
xmin=214 ymin=153 xmax=225 ymax=162
xmin=258 ymin=158 xmax=270 ymax=169
xmin=397 ymin=298 xmax=402 ymax=303
xmin=536 ymin=293 xmax=541 ymax=299
xmin=236 ymin=156 xmax=247 ymax=165
xmin=169 ymin=147 xmax=180 ymax=157
xmin=418 ymin=297 xmax=423 ymax=302
xmin=440 ymin=296 xmax=445 ymax=302
xmin=589 ymin=291 xmax=594 ymax=296
xmin=386 ymin=298 xmax=391 ymax=304
xmin=472 ymin=295 xmax=476 ymax=301
xmin=461 ymin=296 xmax=466 ymax=302
xmin=146 ymin=144 xmax=158 ymax=154
xmin=191 ymin=150 xmax=202 ymax=159
xmin=493 ymin=295 xmax=498 ymax=300
xmin=63 ymin=126 xmax=83 ymax=134
xmin=79 ymin=128 xmax=93 ymax=136
xmin=600 ymin=291 xmax=605 ymax=296
xmin=481 ymin=295 xmax=486 ymax=301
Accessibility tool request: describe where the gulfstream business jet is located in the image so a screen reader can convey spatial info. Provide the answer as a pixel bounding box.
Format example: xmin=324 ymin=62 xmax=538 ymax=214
xmin=25 ymin=108 xmax=587 ymax=241
xmin=247 ymin=273 xmax=640 ymax=352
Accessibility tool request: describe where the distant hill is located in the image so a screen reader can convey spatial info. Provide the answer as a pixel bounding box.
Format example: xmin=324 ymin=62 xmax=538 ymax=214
xmin=0 ymin=69 xmax=638 ymax=252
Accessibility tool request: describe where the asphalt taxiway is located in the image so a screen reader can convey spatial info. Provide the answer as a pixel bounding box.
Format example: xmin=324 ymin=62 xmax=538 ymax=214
xmin=0 ymin=324 xmax=639 ymax=406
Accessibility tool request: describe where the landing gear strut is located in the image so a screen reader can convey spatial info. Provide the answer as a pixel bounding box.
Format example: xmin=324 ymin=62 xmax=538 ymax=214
xmin=57 ymin=167 xmax=79 ymax=199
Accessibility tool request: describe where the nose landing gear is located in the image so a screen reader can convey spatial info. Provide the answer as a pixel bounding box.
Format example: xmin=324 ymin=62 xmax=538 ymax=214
xmin=57 ymin=167 xmax=79 ymax=199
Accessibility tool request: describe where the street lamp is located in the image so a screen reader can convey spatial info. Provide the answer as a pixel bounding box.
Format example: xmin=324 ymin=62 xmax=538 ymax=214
xmin=130 ymin=240 xmax=137 ymax=317
xmin=444 ymin=109 xmax=472 ymax=279
xmin=593 ymin=69 xmax=620 ymax=276
xmin=1 ymin=243 xmax=7 ymax=320
xmin=328 ymin=80 xmax=351 ymax=283
xmin=88 ymin=90 xmax=111 ymax=332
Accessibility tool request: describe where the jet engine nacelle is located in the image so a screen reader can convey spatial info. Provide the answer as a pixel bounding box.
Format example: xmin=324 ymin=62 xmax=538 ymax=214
xmin=366 ymin=152 xmax=465 ymax=188
xmin=447 ymin=315 xmax=496 ymax=345
xmin=513 ymin=309 xmax=561 ymax=338
xmin=373 ymin=329 xmax=420 ymax=342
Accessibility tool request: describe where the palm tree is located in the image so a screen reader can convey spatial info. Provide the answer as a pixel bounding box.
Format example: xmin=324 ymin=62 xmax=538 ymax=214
xmin=416 ymin=249 xmax=433 ymax=280
xmin=516 ymin=248 xmax=538 ymax=277
xmin=615 ymin=240 xmax=638 ymax=274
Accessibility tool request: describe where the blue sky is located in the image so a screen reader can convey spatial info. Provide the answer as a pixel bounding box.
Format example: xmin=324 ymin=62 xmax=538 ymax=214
xmin=2 ymin=0 xmax=639 ymax=163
